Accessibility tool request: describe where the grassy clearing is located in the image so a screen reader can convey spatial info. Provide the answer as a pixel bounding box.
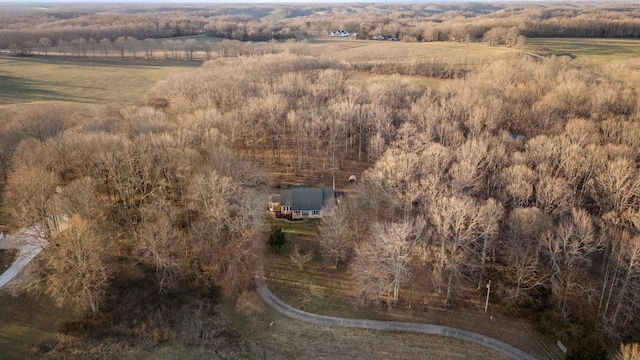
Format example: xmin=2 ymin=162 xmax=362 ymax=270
xmin=0 ymin=56 xmax=199 ymax=109
xmin=299 ymin=38 xmax=519 ymax=88
xmin=525 ymin=37 xmax=640 ymax=83
xmin=230 ymin=293 xmax=511 ymax=360
xmin=525 ymin=37 xmax=640 ymax=61
xmin=262 ymin=213 xmax=563 ymax=359
xmin=307 ymin=38 xmax=516 ymax=65
xmin=0 ymin=292 xmax=75 ymax=360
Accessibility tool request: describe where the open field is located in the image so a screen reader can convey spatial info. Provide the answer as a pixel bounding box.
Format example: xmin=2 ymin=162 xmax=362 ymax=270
xmin=307 ymin=37 xmax=516 ymax=63
xmin=526 ymin=37 xmax=640 ymax=83
xmin=525 ymin=37 xmax=640 ymax=61
xmin=10 ymin=37 xmax=522 ymax=93
xmin=0 ymin=292 xmax=75 ymax=359
xmin=0 ymin=56 xmax=199 ymax=110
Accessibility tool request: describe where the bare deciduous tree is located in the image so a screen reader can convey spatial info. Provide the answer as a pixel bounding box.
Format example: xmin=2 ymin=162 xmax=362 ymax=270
xmin=616 ymin=343 xmax=640 ymax=360
xmin=318 ymin=198 xmax=352 ymax=268
xmin=290 ymin=243 xmax=314 ymax=271
xmin=428 ymin=196 xmax=499 ymax=305
xmin=136 ymin=200 xmax=183 ymax=293
xmin=43 ymin=215 xmax=113 ymax=313
xmin=501 ymin=207 xmax=551 ymax=305
xmin=544 ymin=208 xmax=600 ymax=317
xmin=535 ymin=175 xmax=574 ymax=218
xmin=587 ymin=158 xmax=640 ymax=214
xmin=4 ymin=166 xmax=59 ymax=236
xmin=501 ymin=164 xmax=536 ymax=207
xmin=353 ymin=218 xmax=423 ymax=303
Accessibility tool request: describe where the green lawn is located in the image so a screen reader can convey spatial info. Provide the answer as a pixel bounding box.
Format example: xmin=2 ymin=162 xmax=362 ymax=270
xmin=0 ymin=56 xmax=199 ymax=109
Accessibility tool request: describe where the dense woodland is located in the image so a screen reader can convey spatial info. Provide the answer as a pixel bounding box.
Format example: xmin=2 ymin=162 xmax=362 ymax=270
xmin=2 ymin=2 xmax=640 ymax=359
xmin=139 ymin=51 xmax=640 ymax=342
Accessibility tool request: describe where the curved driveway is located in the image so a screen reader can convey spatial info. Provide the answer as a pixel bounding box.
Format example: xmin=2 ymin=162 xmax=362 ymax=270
xmin=1 ymin=222 xmax=537 ymax=359
xmin=255 ymin=274 xmax=536 ymax=360
xmin=0 ymin=226 xmax=47 ymax=289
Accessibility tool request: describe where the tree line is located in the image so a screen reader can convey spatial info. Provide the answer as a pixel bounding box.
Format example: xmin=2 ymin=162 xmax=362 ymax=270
xmin=2 ymin=3 xmax=640 ymax=51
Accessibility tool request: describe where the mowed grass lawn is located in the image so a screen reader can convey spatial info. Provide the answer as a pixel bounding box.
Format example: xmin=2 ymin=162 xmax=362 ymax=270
xmin=0 ymin=56 xmax=200 ymax=109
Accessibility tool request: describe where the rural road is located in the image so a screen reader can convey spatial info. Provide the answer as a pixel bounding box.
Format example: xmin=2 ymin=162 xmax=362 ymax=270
xmin=0 ymin=227 xmax=47 ymax=289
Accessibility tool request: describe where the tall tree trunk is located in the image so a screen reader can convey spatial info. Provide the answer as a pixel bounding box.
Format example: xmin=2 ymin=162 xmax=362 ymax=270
xmin=446 ymin=268 xmax=455 ymax=306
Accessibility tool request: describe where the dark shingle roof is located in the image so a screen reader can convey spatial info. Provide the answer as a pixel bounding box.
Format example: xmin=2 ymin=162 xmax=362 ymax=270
xmin=280 ymin=187 xmax=334 ymax=211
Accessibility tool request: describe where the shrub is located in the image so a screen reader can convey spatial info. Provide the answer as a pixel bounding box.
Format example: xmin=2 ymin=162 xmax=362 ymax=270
xmin=267 ymin=226 xmax=286 ymax=250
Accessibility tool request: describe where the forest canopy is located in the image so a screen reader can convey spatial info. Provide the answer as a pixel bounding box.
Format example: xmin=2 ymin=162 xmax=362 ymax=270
xmin=2 ymin=2 xmax=640 ymax=357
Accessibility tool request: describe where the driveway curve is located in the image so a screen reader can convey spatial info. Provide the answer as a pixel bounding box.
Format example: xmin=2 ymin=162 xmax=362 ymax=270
xmin=1 ymin=221 xmax=537 ymax=360
xmin=254 ymin=276 xmax=536 ymax=360
xmin=0 ymin=227 xmax=47 ymax=289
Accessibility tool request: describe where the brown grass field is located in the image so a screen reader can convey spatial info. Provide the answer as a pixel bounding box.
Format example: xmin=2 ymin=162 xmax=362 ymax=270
xmin=525 ymin=37 xmax=640 ymax=83
xmin=0 ymin=56 xmax=200 ymax=110
xmin=232 ymin=289 xmax=512 ymax=360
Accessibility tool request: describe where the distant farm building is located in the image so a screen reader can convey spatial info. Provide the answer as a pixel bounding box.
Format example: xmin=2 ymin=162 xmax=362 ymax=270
xmin=331 ymin=30 xmax=356 ymax=37
xmin=269 ymin=186 xmax=335 ymax=220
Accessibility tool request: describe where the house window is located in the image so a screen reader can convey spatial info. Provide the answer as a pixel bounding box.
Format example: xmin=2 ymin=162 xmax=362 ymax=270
xmin=312 ymin=210 xmax=320 ymax=216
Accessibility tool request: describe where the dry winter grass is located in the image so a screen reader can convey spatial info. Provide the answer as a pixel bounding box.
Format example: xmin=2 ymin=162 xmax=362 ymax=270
xmin=525 ymin=37 xmax=640 ymax=83
xmin=307 ymin=37 xmax=516 ymax=64
xmin=0 ymin=292 xmax=74 ymax=359
xmin=230 ymin=292 xmax=511 ymax=360
xmin=0 ymin=56 xmax=199 ymax=109
xmin=263 ymin=216 xmax=563 ymax=360
xmin=526 ymin=37 xmax=640 ymax=62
